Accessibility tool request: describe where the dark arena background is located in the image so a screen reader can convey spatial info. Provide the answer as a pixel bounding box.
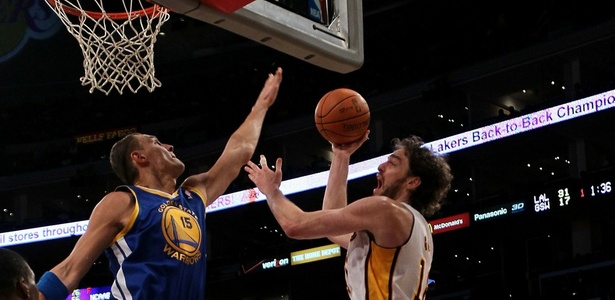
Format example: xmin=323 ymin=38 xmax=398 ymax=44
xmin=1 ymin=0 xmax=615 ymax=299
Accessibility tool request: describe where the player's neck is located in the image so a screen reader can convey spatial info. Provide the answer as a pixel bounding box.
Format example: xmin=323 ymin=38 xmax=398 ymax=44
xmin=134 ymin=179 xmax=176 ymax=194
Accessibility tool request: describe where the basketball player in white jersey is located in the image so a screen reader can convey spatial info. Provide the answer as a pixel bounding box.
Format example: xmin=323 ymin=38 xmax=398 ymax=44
xmin=245 ymin=132 xmax=453 ymax=300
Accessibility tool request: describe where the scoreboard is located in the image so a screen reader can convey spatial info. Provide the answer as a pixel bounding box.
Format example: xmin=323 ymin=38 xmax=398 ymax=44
xmin=531 ymin=170 xmax=613 ymax=213
xmin=464 ymin=169 xmax=613 ymax=227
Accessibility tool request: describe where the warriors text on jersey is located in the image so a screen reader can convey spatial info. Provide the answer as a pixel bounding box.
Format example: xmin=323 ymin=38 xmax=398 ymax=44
xmin=344 ymin=203 xmax=433 ymax=300
xmin=105 ymin=185 xmax=207 ymax=299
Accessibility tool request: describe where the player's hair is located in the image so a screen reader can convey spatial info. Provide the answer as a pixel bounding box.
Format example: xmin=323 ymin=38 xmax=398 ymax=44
xmin=110 ymin=133 xmax=142 ymax=185
xmin=0 ymin=248 xmax=31 ymax=297
xmin=392 ymin=135 xmax=453 ymax=217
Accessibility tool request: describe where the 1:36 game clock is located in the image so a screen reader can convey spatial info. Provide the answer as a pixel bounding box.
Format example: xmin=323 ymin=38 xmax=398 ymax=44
xmin=588 ymin=181 xmax=612 ymax=196
xmin=580 ymin=177 xmax=612 ymax=198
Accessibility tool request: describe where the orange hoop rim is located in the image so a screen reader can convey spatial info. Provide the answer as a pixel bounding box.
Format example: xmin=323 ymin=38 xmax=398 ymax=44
xmin=46 ymin=0 xmax=168 ymax=20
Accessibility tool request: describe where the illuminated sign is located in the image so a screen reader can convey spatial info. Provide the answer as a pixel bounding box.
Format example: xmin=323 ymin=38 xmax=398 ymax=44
xmin=290 ymin=244 xmax=341 ymax=266
xmin=74 ymin=127 xmax=137 ymax=144
xmin=240 ymin=244 xmax=340 ymax=274
xmin=0 ymin=221 xmax=87 ymax=247
xmin=473 ymin=200 xmax=526 ymax=221
xmin=429 ymin=212 xmax=470 ymax=234
xmin=242 ymin=256 xmax=291 ymax=274
xmin=66 ymin=285 xmax=111 ymax=300
xmin=262 ymin=257 xmax=290 ymax=269
xmin=426 ymin=92 xmax=615 ymax=154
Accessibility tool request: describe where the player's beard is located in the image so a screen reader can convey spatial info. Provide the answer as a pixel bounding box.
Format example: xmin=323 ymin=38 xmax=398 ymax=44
xmin=380 ymin=177 xmax=406 ymax=199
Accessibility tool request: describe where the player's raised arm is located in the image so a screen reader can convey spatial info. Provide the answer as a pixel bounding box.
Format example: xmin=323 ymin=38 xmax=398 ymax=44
xmin=322 ymin=131 xmax=369 ymax=248
xmin=184 ymin=67 xmax=283 ymax=204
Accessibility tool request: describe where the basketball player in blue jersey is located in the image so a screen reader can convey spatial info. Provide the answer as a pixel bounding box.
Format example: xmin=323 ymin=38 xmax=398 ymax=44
xmin=36 ymin=67 xmax=283 ymax=300
xmin=245 ymin=133 xmax=453 ymax=300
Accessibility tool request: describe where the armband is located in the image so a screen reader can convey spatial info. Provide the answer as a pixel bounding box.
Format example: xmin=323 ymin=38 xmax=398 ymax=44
xmin=37 ymin=271 xmax=69 ymax=300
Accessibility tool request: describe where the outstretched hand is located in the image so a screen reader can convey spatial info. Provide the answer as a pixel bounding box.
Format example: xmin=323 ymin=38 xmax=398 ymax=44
xmin=245 ymin=155 xmax=283 ymax=196
xmin=254 ymin=67 xmax=283 ymax=110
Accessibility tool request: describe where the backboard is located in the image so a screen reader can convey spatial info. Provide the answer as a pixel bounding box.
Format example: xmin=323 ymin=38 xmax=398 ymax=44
xmin=149 ymin=0 xmax=364 ymax=74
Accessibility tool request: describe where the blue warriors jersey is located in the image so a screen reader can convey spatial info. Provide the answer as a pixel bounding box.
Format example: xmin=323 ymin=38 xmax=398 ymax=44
xmin=344 ymin=203 xmax=433 ymax=300
xmin=105 ymin=185 xmax=207 ymax=300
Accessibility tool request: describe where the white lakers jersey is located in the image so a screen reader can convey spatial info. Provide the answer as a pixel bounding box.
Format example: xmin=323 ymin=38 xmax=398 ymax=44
xmin=344 ymin=203 xmax=433 ymax=300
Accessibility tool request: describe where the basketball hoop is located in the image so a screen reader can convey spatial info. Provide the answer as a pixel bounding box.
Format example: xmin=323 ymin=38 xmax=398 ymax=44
xmin=45 ymin=0 xmax=171 ymax=95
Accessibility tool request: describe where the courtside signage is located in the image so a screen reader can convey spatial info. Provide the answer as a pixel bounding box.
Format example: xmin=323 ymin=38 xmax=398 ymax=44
xmin=241 ymin=256 xmax=291 ymax=275
xmin=241 ymin=243 xmax=341 ymax=274
xmin=472 ymin=200 xmax=526 ymax=222
xmin=65 ymin=285 xmax=111 ymax=300
xmin=429 ymin=212 xmax=470 ymax=235
xmin=290 ymin=244 xmax=341 ymax=266
xmin=0 ymin=220 xmax=87 ymax=247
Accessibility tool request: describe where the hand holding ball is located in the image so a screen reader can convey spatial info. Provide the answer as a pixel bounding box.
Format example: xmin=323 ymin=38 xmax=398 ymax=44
xmin=314 ymin=88 xmax=370 ymax=144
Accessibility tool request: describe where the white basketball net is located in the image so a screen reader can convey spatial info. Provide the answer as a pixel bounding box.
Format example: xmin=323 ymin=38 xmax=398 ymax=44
xmin=45 ymin=0 xmax=170 ymax=95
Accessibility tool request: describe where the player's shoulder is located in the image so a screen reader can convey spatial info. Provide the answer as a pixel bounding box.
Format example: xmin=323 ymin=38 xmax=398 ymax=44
xmin=365 ymin=196 xmax=415 ymax=217
xmin=97 ymin=189 xmax=134 ymax=209
xmin=359 ymin=195 xmax=398 ymax=205
xmin=82 ymin=190 xmax=135 ymax=233
xmin=353 ymin=195 xmax=403 ymax=212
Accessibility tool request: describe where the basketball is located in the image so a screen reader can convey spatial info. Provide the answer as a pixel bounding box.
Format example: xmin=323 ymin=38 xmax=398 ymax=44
xmin=314 ymin=88 xmax=370 ymax=144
